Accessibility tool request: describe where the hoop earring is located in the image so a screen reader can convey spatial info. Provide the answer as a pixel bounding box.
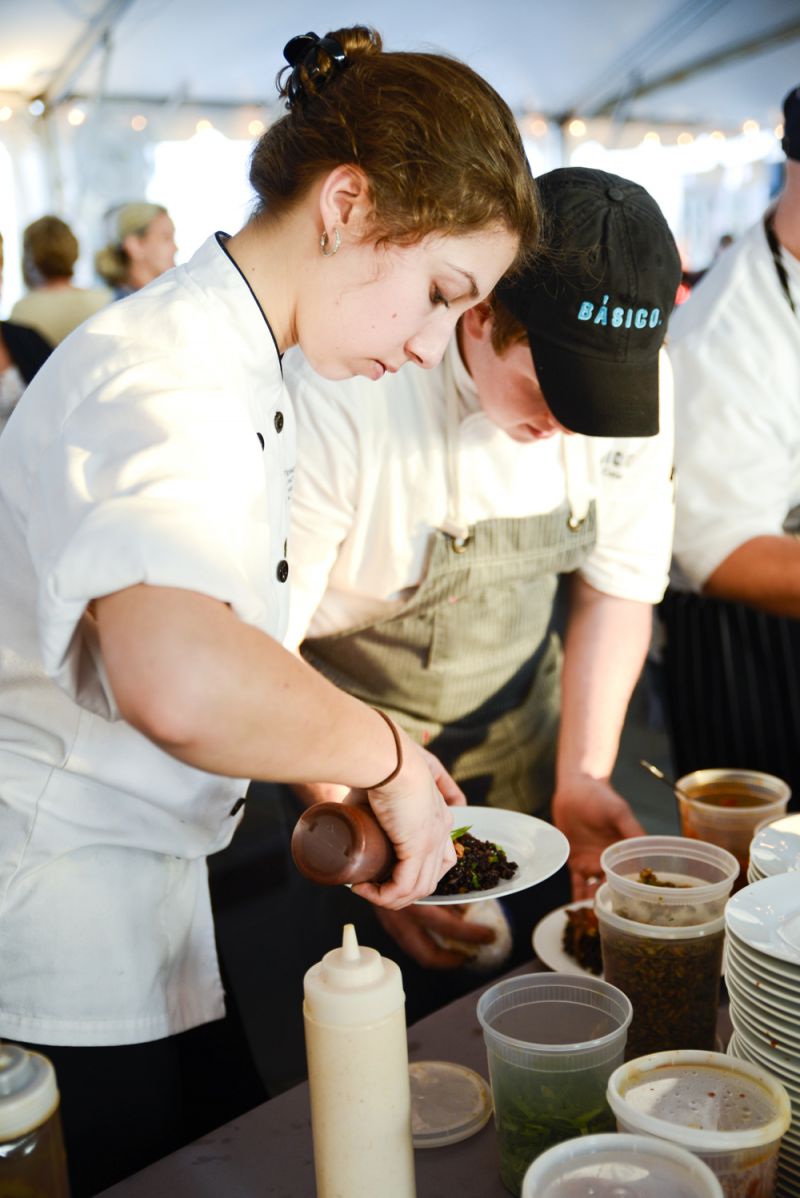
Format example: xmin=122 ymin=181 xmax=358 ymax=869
xmin=320 ymin=227 xmax=341 ymax=257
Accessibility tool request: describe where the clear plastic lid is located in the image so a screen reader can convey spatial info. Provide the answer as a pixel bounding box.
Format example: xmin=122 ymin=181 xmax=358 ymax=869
xmin=409 ymin=1060 xmax=492 ymax=1148
xmin=599 ymin=837 xmax=738 ymax=926
xmin=522 ymin=1133 xmax=724 ymax=1198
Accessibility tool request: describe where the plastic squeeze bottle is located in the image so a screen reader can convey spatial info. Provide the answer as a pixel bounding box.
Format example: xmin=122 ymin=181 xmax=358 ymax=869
xmin=0 ymin=1041 xmax=71 ymax=1197
xmin=303 ymin=923 xmax=416 ymax=1198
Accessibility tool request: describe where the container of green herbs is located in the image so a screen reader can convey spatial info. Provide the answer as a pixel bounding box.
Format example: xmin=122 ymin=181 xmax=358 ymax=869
xmin=476 ymin=974 xmax=632 ymax=1196
xmin=595 ymin=883 xmax=725 ymax=1060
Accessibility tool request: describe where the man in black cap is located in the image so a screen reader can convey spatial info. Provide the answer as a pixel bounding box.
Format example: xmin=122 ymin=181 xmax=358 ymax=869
xmin=212 ymin=168 xmax=680 ymax=1061
xmin=663 ymin=85 xmax=800 ymax=806
xmin=256 ymin=165 xmax=676 ymax=946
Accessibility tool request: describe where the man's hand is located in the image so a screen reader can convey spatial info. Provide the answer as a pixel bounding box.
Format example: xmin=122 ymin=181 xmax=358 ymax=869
xmin=375 ymin=904 xmax=495 ymax=968
xmin=552 ymin=776 xmax=644 ymax=900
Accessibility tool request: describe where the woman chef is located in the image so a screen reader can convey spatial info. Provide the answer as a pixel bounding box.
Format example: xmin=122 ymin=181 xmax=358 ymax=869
xmin=0 ymin=26 xmax=537 ymax=1196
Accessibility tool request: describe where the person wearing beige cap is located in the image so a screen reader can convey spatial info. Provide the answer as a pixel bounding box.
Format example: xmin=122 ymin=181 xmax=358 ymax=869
xmin=95 ymin=201 xmax=178 ymax=298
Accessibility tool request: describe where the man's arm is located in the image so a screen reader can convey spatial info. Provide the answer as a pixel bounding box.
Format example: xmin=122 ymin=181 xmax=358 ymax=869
xmin=552 ymin=574 xmax=650 ymax=898
xmin=703 ymin=534 xmax=800 ymax=619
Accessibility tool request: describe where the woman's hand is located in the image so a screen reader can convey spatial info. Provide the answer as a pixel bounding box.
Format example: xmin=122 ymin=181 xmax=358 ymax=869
xmin=352 ymin=728 xmax=465 ymax=909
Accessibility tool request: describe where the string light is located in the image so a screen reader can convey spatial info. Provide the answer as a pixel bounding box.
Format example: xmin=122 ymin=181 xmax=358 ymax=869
xmin=709 ymin=130 xmax=726 ymax=142
xmin=775 ymin=122 xmax=784 ymax=139
xmin=643 ymin=130 xmax=661 ymax=144
xmin=523 ymin=115 xmax=548 ymax=137
xmin=0 ymin=105 xmax=12 ymax=122
xmin=568 ymin=118 xmax=586 ymax=137
xmin=195 ymin=118 xmax=214 ymax=133
xmin=67 ymin=106 xmax=85 ymax=126
xmin=677 ymin=131 xmax=694 ymax=145
xmin=741 ymin=119 xmax=759 ymax=135
xmin=28 ymin=98 xmax=45 ymax=116
xmin=131 ymin=114 xmax=148 ymax=132
xmin=248 ymin=118 xmax=265 ymax=137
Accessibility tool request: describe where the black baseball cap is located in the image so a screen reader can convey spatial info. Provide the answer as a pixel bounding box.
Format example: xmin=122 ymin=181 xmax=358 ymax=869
xmin=495 ymin=167 xmax=681 ymax=437
xmin=782 ymin=85 xmax=800 ymax=161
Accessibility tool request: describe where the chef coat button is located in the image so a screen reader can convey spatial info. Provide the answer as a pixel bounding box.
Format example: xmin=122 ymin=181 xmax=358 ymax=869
xmin=276 ymin=559 xmax=289 ymax=583
xmin=256 ymin=432 xmax=265 ymax=450
xmin=607 ymin=186 xmax=625 ymax=201
xmin=274 ymin=411 xmax=284 ymax=433
xmin=230 ymin=797 xmax=246 ymax=817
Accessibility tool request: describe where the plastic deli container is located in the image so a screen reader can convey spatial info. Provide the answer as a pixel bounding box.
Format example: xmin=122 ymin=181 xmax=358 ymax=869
xmin=675 ymin=770 xmax=791 ymax=890
xmin=594 ymin=883 xmax=724 ymax=1058
xmin=600 ymin=836 xmax=739 ymax=926
xmin=521 ymin=1132 xmax=724 ymax=1198
xmin=606 ymin=1050 xmax=792 ymax=1198
xmin=476 ymin=973 xmax=632 ymax=1197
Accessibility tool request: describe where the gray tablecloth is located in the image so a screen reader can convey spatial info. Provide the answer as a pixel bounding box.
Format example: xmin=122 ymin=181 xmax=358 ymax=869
xmin=97 ymin=963 xmax=732 ymax=1198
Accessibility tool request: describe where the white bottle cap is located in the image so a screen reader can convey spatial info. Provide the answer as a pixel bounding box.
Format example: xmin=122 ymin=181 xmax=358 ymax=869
xmin=0 ymin=1043 xmax=59 ymax=1140
xmin=304 ymin=924 xmax=405 ymax=1027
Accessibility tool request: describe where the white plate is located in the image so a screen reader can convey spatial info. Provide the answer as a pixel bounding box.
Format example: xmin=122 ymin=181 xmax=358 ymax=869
xmin=724 ymin=954 xmax=800 ymax=1013
xmin=726 ymin=933 xmax=800 ymax=989
xmin=531 ymin=900 xmax=602 ymax=977
xmin=725 ymin=874 xmax=800 ymax=968
xmin=749 ymin=813 xmax=800 ymax=879
xmin=418 ymin=806 xmax=569 ymax=906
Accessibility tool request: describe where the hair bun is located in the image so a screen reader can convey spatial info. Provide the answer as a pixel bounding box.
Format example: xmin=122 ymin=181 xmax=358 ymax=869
xmin=279 ymin=26 xmax=381 ymax=107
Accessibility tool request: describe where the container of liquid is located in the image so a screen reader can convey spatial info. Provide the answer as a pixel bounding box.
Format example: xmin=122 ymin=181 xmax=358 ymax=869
xmin=303 ymin=923 xmax=415 ymax=1198
xmin=606 ymin=1049 xmax=791 ymax=1198
xmin=0 ymin=1041 xmax=70 ymax=1197
xmin=522 ymin=1132 xmax=724 ymax=1198
xmin=476 ymin=972 xmax=632 ymax=1196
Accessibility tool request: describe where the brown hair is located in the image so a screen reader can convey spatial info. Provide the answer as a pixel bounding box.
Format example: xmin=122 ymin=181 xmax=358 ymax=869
xmin=250 ymin=26 xmax=539 ymax=266
xmin=95 ymin=202 xmax=168 ymax=286
xmin=22 ymin=216 xmax=78 ymax=285
xmin=489 ymin=295 xmax=529 ymax=355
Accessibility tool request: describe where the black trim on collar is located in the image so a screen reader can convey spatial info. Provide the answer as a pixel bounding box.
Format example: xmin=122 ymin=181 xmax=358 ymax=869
xmin=215 ymin=231 xmax=284 ymax=372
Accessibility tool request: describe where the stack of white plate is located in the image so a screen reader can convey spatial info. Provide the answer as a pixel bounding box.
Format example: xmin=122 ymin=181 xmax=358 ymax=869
xmin=747 ymin=812 xmax=800 ymax=884
xmin=725 ymin=873 xmax=800 ymax=1197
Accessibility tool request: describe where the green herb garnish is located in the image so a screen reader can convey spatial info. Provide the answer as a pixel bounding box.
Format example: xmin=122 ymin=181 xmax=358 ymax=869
xmin=450 ymin=825 xmax=472 ymax=841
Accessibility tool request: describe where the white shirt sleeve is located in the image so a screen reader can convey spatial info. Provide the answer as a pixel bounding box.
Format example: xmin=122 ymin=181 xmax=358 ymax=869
xmin=579 ymin=351 xmax=676 ymax=604
xmin=669 ymin=230 xmax=800 ymax=590
xmin=26 ymin=354 xmax=281 ymax=704
xmin=284 ymin=358 xmax=361 ymax=650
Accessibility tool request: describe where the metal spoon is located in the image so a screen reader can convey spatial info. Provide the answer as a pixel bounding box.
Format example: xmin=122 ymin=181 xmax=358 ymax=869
xmin=639 ymin=759 xmax=693 ymax=804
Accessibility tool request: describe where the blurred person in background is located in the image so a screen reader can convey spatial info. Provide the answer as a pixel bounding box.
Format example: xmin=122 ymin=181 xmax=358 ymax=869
xmin=95 ymin=201 xmax=177 ymax=298
xmin=0 ymin=231 xmax=52 ymax=435
xmin=10 ymin=215 xmax=110 ymax=345
xmin=661 ymin=84 xmax=800 ymax=808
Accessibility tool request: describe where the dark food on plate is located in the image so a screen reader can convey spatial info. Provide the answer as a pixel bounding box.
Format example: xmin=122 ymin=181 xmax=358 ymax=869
xmin=561 ymin=905 xmax=603 ymax=975
xmin=434 ymin=830 xmax=518 ymax=896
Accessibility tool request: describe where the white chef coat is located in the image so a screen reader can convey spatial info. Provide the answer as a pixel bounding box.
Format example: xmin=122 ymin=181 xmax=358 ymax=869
xmin=0 ymin=234 xmax=294 ymax=1046
xmin=283 ymin=338 xmax=674 ymax=650
xmin=669 ymin=219 xmax=800 ymax=590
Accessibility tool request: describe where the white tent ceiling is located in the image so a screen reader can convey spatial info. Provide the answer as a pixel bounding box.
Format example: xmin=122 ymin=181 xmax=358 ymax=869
xmin=1 ymin=0 xmax=799 ymax=131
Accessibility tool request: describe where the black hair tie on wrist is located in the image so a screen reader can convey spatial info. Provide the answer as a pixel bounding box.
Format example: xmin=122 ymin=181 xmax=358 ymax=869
xmin=283 ymin=31 xmax=348 ymax=106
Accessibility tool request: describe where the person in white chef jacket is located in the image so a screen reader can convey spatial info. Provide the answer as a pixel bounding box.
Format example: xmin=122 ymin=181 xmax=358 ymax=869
xmin=0 ymin=26 xmax=538 ymax=1196
xmin=278 ymin=168 xmax=680 ymax=990
xmin=660 ymin=84 xmax=800 ymax=806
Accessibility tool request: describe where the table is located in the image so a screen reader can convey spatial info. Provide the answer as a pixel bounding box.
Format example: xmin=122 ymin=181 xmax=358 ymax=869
xmin=97 ymin=965 xmax=732 ymax=1198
